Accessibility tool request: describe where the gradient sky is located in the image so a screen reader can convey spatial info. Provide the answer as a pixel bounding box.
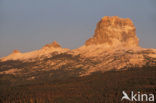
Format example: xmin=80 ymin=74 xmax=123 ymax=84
xmin=0 ymin=0 xmax=156 ymax=57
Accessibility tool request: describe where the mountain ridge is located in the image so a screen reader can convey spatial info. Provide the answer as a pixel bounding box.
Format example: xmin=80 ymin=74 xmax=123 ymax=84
xmin=0 ymin=16 xmax=156 ymax=76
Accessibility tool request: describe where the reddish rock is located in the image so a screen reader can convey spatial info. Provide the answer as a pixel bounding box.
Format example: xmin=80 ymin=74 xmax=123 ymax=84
xmin=43 ymin=41 xmax=61 ymax=48
xmin=12 ymin=50 xmax=21 ymax=54
xmin=85 ymin=16 xmax=139 ymax=47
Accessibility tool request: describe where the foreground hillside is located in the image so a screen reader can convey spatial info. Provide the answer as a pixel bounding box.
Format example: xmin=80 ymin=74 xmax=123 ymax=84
xmin=0 ymin=66 xmax=156 ymax=103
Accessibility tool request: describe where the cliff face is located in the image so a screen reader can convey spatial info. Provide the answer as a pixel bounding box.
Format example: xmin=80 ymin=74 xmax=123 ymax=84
xmin=85 ymin=16 xmax=139 ymax=47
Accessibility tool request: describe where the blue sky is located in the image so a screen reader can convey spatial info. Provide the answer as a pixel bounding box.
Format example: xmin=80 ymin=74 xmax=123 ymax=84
xmin=0 ymin=0 xmax=156 ymax=57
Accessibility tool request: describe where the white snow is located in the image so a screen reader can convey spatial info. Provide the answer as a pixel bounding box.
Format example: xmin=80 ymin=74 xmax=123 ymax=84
xmin=1 ymin=47 xmax=69 ymax=61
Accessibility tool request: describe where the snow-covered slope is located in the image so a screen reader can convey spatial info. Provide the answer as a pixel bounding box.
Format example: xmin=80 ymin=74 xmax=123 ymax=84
xmin=72 ymin=45 xmax=156 ymax=75
xmin=1 ymin=41 xmax=69 ymax=61
xmin=0 ymin=16 xmax=156 ymax=77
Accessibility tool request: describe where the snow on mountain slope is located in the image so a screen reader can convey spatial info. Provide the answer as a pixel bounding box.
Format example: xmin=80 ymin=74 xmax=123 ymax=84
xmin=71 ymin=45 xmax=156 ymax=75
xmin=0 ymin=16 xmax=156 ymax=77
xmin=70 ymin=16 xmax=156 ymax=75
xmin=1 ymin=41 xmax=69 ymax=61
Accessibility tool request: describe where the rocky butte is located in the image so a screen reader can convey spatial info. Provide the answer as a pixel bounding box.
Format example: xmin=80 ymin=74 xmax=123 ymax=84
xmin=85 ymin=16 xmax=139 ymax=47
xmin=0 ymin=16 xmax=156 ymax=75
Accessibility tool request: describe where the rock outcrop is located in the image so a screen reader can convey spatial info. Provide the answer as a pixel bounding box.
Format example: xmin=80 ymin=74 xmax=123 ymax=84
xmin=12 ymin=50 xmax=21 ymax=54
xmin=1 ymin=41 xmax=69 ymax=61
xmin=85 ymin=16 xmax=139 ymax=47
xmin=43 ymin=41 xmax=61 ymax=48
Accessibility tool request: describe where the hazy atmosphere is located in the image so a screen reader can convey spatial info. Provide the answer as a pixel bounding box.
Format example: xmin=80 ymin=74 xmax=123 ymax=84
xmin=0 ymin=0 xmax=156 ymax=57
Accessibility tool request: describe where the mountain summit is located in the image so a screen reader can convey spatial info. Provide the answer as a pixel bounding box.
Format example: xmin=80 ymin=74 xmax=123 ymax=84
xmin=12 ymin=50 xmax=21 ymax=54
xmin=1 ymin=41 xmax=69 ymax=61
xmin=85 ymin=16 xmax=139 ymax=47
xmin=0 ymin=16 xmax=156 ymax=76
xmin=42 ymin=41 xmax=61 ymax=49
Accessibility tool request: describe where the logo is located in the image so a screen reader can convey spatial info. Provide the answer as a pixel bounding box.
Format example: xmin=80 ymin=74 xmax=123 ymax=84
xmin=121 ymin=91 xmax=155 ymax=102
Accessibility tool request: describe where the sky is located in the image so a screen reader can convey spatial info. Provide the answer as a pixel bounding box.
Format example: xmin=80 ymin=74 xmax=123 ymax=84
xmin=0 ymin=0 xmax=156 ymax=57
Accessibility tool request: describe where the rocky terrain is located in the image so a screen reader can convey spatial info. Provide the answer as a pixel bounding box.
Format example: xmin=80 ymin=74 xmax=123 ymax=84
xmin=0 ymin=16 xmax=156 ymax=103
xmin=85 ymin=16 xmax=139 ymax=47
xmin=0 ymin=16 xmax=155 ymax=77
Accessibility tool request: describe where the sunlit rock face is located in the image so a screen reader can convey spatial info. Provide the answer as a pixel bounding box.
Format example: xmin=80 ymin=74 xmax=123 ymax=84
xmin=12 ymin=50 xmax=21 ymax=54
xmin=0 ymin=16 xmax=156 ymax=77
xmin=42 ymin=41 xmax=61 ymax=48
xmin=1 ymin=41 xmax=69 ymax=61
xmin=85 ymin=16 xmax=139 ymax=47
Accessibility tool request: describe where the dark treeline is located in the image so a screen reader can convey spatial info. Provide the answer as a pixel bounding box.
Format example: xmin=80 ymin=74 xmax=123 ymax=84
xmin=0 ymin=66 xmax=156 ymax=103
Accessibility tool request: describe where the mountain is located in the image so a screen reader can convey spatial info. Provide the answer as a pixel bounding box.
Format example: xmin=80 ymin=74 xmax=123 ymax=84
xmin=85 ymin=16 xmax=139 ymax=47
xmin=1 ymin=41 xmax=69 ymax=61
xmin=0 ymin=16 xmax=156 ymax=103
xmin=0 ymin=16 xmax=156 ymax=77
